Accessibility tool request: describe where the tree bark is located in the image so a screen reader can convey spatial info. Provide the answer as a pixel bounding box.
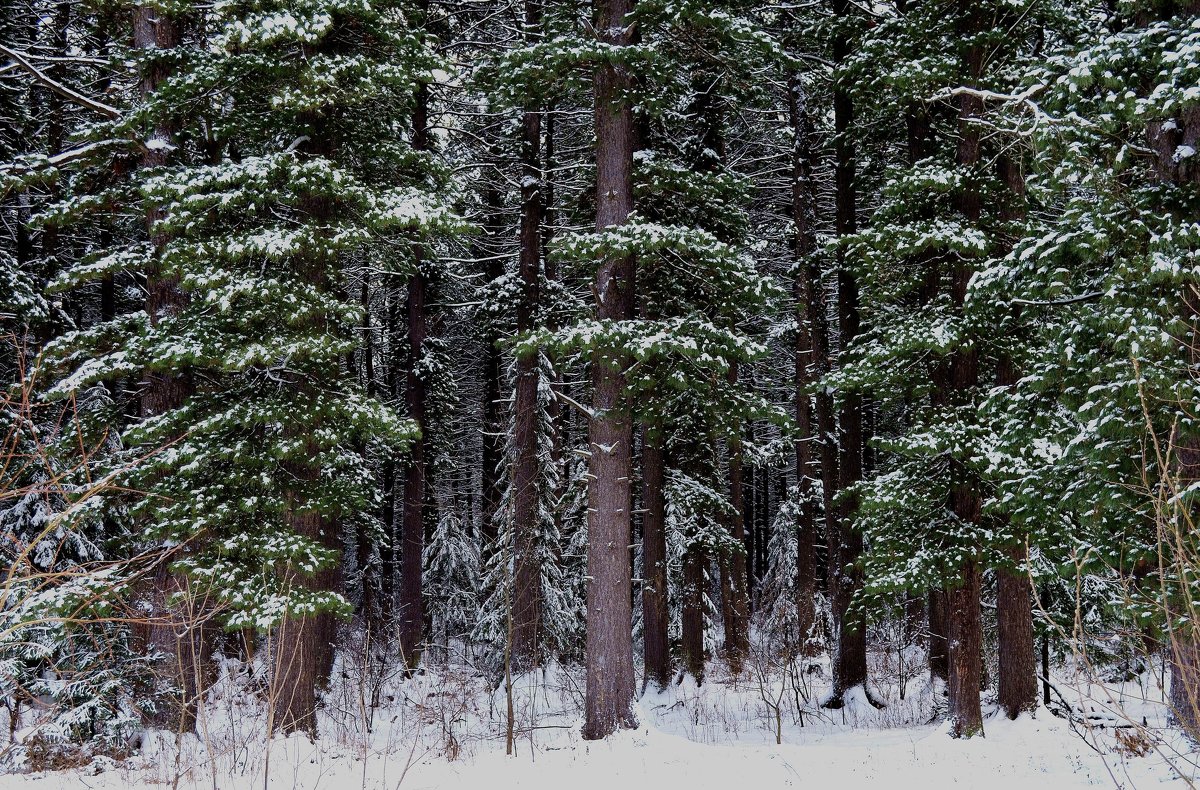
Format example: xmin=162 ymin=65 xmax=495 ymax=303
xmin=929 ymin=588 xmax=949 ymax=682
xmin=744 ymin=438 xmax=757 ymax=592
xmin=998 ymin=546 xmax=1038 ymax=718
xmin=582 ymin=0 xmax=637 ymax=740
xmin=719 ymin=363 xmax=750 ymax=673
xmin=1170 ymin=281 xmax=1200 ymax=737
xmin=271 ymin=101 xmax=345 ymax=735
xmin=826 ymin=0 xmax=870 ymax=705
xmin=994 ymin=157 xmax=1038 ymax=719
xmin=1144 ymin=3 xmax=1200 ymax=737
xmin=272 ymin=488 xmax=341 ymax=736
xmin=789 ymin=74 xmax=819 ymax=656
xmin=940 ymin=0 xmax=986 ymax=737
xmin=356 ymin=276 xmax=382 ymax=624
xmin=133 ymin=3 xmax=216 ymax=734
xmin=510 ymin=36 xmax=544 ymax=670
xmin=398 ymin=263 xmax=427 ymax=669
xmin=397 ymin=74 xmax=432 ymax=670
xmin=480 ymin=176 xmax=506 ymax=550
xmin=681 ymin=543 xmax=706 ymax=683
xmin=379 ymin=278 xmax=404 ymax=620
xmin=947 ymin=560 xmax=984 ymax=737
xmin=642 ymin=425 xmax=670 ymax=689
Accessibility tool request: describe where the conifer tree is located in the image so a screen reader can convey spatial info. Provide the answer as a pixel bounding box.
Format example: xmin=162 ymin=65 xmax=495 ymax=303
xmin=979 ymin=0 xmax=1200 ymax=733
xmin=45 ymin=0 xmax=457 ymax=735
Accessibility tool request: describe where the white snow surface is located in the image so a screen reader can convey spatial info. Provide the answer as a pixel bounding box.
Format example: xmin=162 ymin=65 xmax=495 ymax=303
xmin=1 ymin=652 xmax=1196 ymax=789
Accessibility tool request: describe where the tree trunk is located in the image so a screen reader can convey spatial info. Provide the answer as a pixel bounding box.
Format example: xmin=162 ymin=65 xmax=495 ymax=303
xmin=642 ymin=426 xmax=670 ymax=690
xmin=268 ymin=77 xmax=347 ymax=733
xmin=1170 ymin=324 xmax=1200 ymax=736
xmin=582 ymin=0 xmax=637 ymax=740
xmin=380 ymin=453 xmax=396 ymax=618
xmin=826 ymin=0 xmax=870 ymax=705
xmin=744 ymin=438 xmax=757 ymax=592
xmin=720 ymin=363 xmax=750 ymax=673
xmin=942 ymin=0 xmax=986 ymax=735
xmin=993 ymin=180 xmax=1038 ymax=716
xmin=398 ymin=264 xmax=427 ymax=669
xmin=480 ymin=176 xmax=506 ymax=550
xmin=998 ymin=545 xmax=1038 ymax=718
xmin=356 ymin=276 xmax=382 ymax=624
xmin=1172 ymin=625 xmax=1200 ymax=737
xmin=789 ymin=74 xmax=819 ymax=657
xmin=133 ymin=3 xmax=216 ymax=734
xmin=510 ymin=45 xmax=544 ymax=670
xmin=947 ymin=560 xmax=984 ymax=737
xmin=542 ymin=107 xmax=569 ymax=548
xmin=380 ymin=275 xmax=404 ymax=621
xmin=397 ymin=77 xmax=432 ymax=670
xmin=272 ymin=491 xmax=342 ymax=736
xmin=929 ymin=589 xmax=949 ymax=682
xmin=681 ymin=543 xmax=706 ymax=683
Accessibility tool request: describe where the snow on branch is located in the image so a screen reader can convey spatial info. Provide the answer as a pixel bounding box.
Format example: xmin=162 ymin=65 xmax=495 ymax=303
xmin=0 ymin=44 xmax=121 ymax=119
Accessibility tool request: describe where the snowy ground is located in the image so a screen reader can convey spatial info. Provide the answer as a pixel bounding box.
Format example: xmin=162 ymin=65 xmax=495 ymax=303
xmin=2 ymin=646 xmax=1197 ymax=789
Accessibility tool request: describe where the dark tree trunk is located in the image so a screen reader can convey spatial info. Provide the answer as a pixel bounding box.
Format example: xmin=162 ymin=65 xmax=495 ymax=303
xmin=398 ymin=264 xmax=427 ymax=669
xmin=34 ymin=0 xmax=69 ymax=291
xmin=273 ymin=494 xmax=342 ymax=736
xmin=744 ymin=440 xmax=756 ymax=592
xmin=763 ymin=468 xmax=772 ymax=583
xmin=993 ymin=159 xmax=1038 ymax=717
xmin=929 ymin=589 xmax=949 ymax=682
xmin=1171 ymin=327 xmax=1200 ymax=737
xmin=271 ymin=106 xmax=344 ymax=735
xmin=943 ymin=1 xmax=985 ymax=736
xmin=136 ymin=5 xmax=187 ymax=420
xmin=380 ymin=453 xmax=397 ymax=617
xmin=947 ymin=560 xmax=984 ymax=737
xmin=998 ymin=546 xmax=1038 ymax=718
xmin=582 ymin=0 xmax=637 ymax=740
xmin=133 ymin=4 xmax=215 ymax=734
xmin=397 ymin=75 xmax=432 ymax=670
xmin=826 ymin=0 xmax=870 ymax=706
xmin=379 ymin=278 xmax=404 ymax=619
xmin=681 ymin=543 xmax=706 ymax=683
xmin=510 ymin=39 xmax=544 ymax=670
xmin=479 ymin=177 xmax=506 ymax=550
xmin=790 ymin=67 xmax=839 ymax=651
xmin=789 ymin=75 xmax=819 ymax=656
xmin=541 ymin=107 xmax=569 ymax=543
xmin=356 ymin=276 xmax=382 ymax=624
xmin=1172 ymin=637 xmax=1200 ymax=738
xmin=719 ymin=363 xmax=750 ymax=673
xmin=642 ymin=426 xmax=670 ymax=690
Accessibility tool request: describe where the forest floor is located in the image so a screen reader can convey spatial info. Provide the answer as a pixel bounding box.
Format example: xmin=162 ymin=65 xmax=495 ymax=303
xmin=1 ymin=643 xmax=1196 ymax=789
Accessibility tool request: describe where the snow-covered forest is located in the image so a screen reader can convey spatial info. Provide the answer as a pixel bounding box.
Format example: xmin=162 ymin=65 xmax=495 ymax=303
xmin=2 ymin=0 xmax=1200 ymax=786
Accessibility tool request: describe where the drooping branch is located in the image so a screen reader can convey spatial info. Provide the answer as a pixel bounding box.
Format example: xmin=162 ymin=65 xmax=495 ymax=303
xmin=1012 ymin=291 xmax=1103 ymax=307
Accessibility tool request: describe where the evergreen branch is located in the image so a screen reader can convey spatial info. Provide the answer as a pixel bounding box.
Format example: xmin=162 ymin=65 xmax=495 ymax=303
xmin=1012 ymin=291 xmax=1104 ymax=307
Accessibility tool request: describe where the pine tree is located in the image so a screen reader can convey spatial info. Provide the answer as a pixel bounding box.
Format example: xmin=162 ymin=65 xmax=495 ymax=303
xmin=45 ymin=0 xmax=459 ymax=735
xmin=837 ymin=0 xmax=1076 ymax=733
xmin=978 ymin=0 xmax=1200 ymax=734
